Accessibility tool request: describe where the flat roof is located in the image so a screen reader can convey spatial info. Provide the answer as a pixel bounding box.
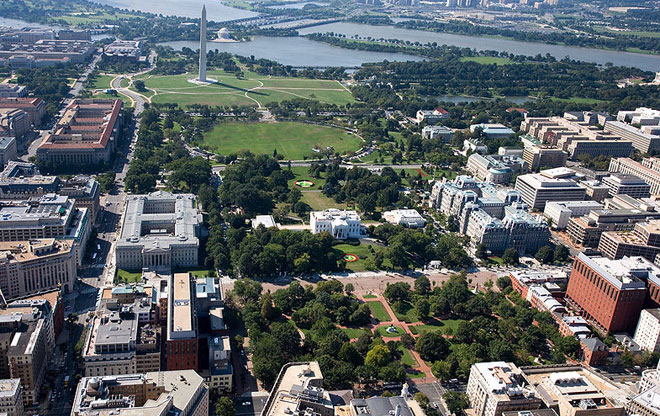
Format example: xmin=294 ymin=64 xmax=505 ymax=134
xmin=170 ymin=273 xmax=194 ymax=339
xmin=578 ymin=253 xmax=652 ymax=290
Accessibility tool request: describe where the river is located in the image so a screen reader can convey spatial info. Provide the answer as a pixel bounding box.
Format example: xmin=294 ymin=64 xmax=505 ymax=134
xmin=160 ymin=37 xmax=423 ymax=66
xmin=298 ymin=22 xmax=660 ymax=72
xmin=93 ymin=0 xmax=258 ymax=22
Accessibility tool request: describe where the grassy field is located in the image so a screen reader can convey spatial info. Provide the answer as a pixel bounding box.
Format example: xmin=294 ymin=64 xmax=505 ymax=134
xmin=399 ymin=345 xmax=419 ymax=368
xmin=550 ymin=96 xmax=606 ymax=104
xmin=367 ymin=301 xmax=392 ymax=322
xmin=137 ymin=69 xmax=355 ymax=108
xmin=334 ymin=243 xmax=389 ymax=272
xmin=89 ymin=74 xmax=113 ymax=90
xmin=390 ymin=301 xmax=419 ymax=323
xmin=460 ymin=56 xmax=515 ymax=65
xmin=342 ymin=327 xmax=371 ymax=339
xmin=593 ymin=26 xmax=660 ymax=38
xmin=409 ymin=319 xmax=467 ymax=335
xmin=287 ymin=166 xmax=326 ymax=190
xmin=116 ymin=269 xmax=142 ymax=284
xmin=363 ymin=294 xmax=377 ymax=299
xmin=376 ymin=325 xmax=405 ymax=337
xmin=201 ymin=121 xmax=361 ymax=160
xmin=300 ymin=192 xmax=348 ymax=211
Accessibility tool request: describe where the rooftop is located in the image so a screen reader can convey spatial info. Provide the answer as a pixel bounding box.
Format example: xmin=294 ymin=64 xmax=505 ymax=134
xmin=578 ymin=253 xmax=652 ymax=290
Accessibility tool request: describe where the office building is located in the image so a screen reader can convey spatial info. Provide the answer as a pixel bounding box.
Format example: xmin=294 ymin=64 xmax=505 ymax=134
xmin=382 ymin=209 xmax=426 ymax=228
xmin=604 ymin=120 xmax=660 ymax=154
xmin=514 ymin=173 xmax=586 ymax=211
xmin=633 ymin=309 xmax=660 ymax=353
xmin=204 ymin=335 xmax=232 ymax=392
xmin=0 ymin=84 xmax=26 ymax=98
xmin=72 ymin=370 xmax=209 ymax=416
xmin=422 ymin=125 xmax=454 ymax=141
xmin=37 ymin=99 xmax=124 ymax=166
xmin=509 ymin=270 xmax=568 ymax=299
xmin=0 ymin=162 xmax=99 ymax=220
xmin=626 ymin=384 xmax=660 ymax=416
xmin=0 ymin=299 xmax=54 ymax=406
xmin=0 ymin=29 xmax=94 ymax=68
xmin=84 ymin=284 xmax=160 ymax=377
xmin=0 ymin=194 xmax=90 ymax=265
xmin=103 ymin=40 xmax=142 ymax=61
xmin=523 ymin=146 xmax=568 ymax=171
xmin=467 ymin=154 xmax=528 ymax=184
xmin=579 ymin=180 xmax=610 ymax=202
xmin=310 ymin=209 xmax=362 ymax=239
xmin=349 ymin=391 xmax=425 ymax=416
xmin=470 ymin=123 xmax=515 ymax=139
xmin=543 ymin=201 xmax=603 ymax=230
xmin=167 ymin=273 xmax=198 ymax=371
xmin=0 ymin=108 xmax=30 ymax=138
xmin=0 ymin=98 xmax=45 ymax=127
xmin=565 ymin=253 xmax=650 ymax=333
xmin=601 ymin=174 xmax=651 ymax=198
xmin=0 ymin=379 xmax=23 ymax=416
xmin=261 ymin=362 xmax=334 ymax=416
xmin=599 ymin=220 xmax=660 ymax=262
xmin=0 ymin=238 xmax=76 ymax=300
xmin=116 ymin=192 xmax=202 ymax=272
xmin=0 ymin=137 xmax=16 ymax=168
xmin=567 ymin=208 xmax=660 ymax=248
xmin=466 ymin=362 xmax=542 ymax=416
xmin=609 ymin=157 xmax=660 ymax=195
xmin=617 ymin=107 xmax=660 ymax=125
xmin=519 ymin=365 xmax=624 ymax=416
xmin=566 ymin=139 xmax=633 ymax=159
xmin=416 ymin=108 xmax=449 ymax=124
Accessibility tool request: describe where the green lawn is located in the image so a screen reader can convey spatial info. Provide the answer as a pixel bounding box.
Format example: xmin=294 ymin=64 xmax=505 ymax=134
xmin=116 ymin=269 xmax=142 ymax=284
xmin=138 ymin=69 xmax=355 ymax=108
xmin=593 ymin=26 xmax=660 ymax=38
xmin=334 ymin=243 xmax=390 ymax=273
xmin=300 ymin=192 xmax=348 ymax=211
xmin=407 ymin=370 xmax=426 ymax=378
xmin=342 ymin=327 xmax=371 ymax=339
xmin=550 ymin=96 xmax=606 ymax=104
xmin=367 ymin=301 xmax=392 ymax=322
xmin=287 ymin=166 xmax=327 ymax=190
xmin=363 ymin=294 xmax=377 ymax=299
xmin=201 ymin=121 xmax=362 ymax=160
xmin=391 ymin=301 xmax=419 ymax=323
xmin=399 ymin=345 xmax=419 ymax=367
xmin=174 ymin=268 xmax=216 ymax=278
xmin=460 ymin=56 xmax=515 ymax=65
xmin=409 ymin=319 xmax=466 ymax=335
xmin=376 ymin=325 xmax=405 ymax=337
xmin=89 ymin=74 xmax=113 ymax=90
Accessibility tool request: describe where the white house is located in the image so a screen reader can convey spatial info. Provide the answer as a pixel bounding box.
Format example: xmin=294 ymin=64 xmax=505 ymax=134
xmin=310 ymin=209 xmax=362 ymax=239
xmin=416 ymin=108 xmax=449 ymax=124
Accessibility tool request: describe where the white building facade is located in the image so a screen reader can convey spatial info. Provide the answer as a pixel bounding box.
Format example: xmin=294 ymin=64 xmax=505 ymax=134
xmin=310 ymin=209 xmax=362 ymax=239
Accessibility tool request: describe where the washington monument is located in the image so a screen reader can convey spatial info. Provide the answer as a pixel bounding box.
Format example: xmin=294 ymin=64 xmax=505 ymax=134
xmin=199 ymin=5 xmax=207 ymax=82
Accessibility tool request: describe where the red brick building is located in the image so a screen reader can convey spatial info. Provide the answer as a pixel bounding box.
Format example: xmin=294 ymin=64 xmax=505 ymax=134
xmin=566 ymin=253 xmax=649 ymax=333
xmin=166 ymin=273 xmax=198 ymax=371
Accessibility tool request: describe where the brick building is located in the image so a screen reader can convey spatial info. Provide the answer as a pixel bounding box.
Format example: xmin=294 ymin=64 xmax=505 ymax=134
xmin=167 ymin=273 xmax=198 ymax=371
xmin=566 ymin=253 xmax=650 ymax=333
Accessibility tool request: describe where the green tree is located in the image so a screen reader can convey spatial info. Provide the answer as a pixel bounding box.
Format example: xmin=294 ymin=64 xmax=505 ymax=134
xmin=215 ymin=397 xmax=235 ymax=416
xmin=134 ymin=80 xmax=146 ymax=92
xmin=475 ymin=243 xmax=488 ymax=260
xmin=554 ymin=244 xmax=570 ymax=263
xmin=415 ymin=331 xmax=450 ymax=362
xmin=414 ymin=276 xmax=431 ymax=295
xmin=365 ymin=344 xmax=391 ymax=368
xmin=502 ymin=248 xmax=519 ymax=265
xmin=415 ymin=298 xmax=431 ymax=321
xmin=384 ymin=282 xmax=411 ymax=303
xmin=431 ymin=360 xmax=452 ymax=381
xmin=535 ymin=245 xmax=554 ymax=264
xmin=443 ymin=392 xmax=469 ymax=415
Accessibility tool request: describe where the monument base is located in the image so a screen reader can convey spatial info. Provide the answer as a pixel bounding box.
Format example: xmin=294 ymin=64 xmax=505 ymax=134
xmin=188 ymin=77 xmax=218 ymax=85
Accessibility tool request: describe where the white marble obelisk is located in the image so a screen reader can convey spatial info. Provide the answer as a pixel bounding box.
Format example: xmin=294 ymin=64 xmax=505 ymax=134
xmin=199 ymin=5 xmax=207 ymax=82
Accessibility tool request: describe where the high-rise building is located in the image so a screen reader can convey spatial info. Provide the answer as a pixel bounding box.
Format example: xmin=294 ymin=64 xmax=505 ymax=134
xmin=514 ymin=173 xmax=586 ymax=211
xmin=633 ymin=309 xmax=660 ymax=353
xmin=0 ymin=379 xmax=23 ymax=416
xmin=565 ymin=253 xmax=650 ymax=333
xmin=466 ymin=362 xmax=542 ymax=416
xmin=167 ymin=273 xmax=198 ymax=371
xmin=72 ymin=370 xmax=209 ymax=416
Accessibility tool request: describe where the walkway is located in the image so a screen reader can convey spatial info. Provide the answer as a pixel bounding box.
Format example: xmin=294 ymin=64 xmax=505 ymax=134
xmin=357 ymin=293 xmax=435 ymax=384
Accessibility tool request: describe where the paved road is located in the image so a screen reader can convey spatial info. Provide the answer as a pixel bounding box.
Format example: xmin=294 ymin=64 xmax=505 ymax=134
xmin=110 ymin=51 xmax=156 ymax=113
xmin=212 ymin=162 xmax=424 ymax=174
